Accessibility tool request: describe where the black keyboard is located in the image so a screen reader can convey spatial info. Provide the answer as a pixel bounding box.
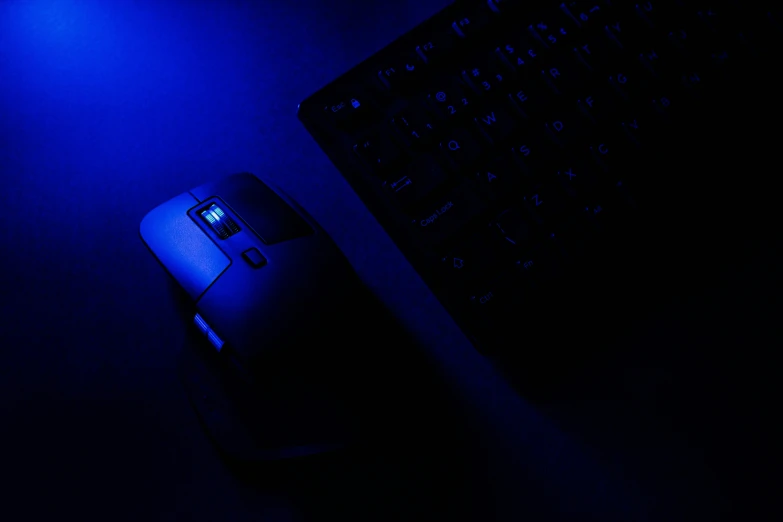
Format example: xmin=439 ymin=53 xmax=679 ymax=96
xmin=299 ymin=1 xmax=783 ymax=390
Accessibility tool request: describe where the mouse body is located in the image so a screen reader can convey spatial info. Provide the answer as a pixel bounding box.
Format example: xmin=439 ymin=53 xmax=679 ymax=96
xmin=140 ymin=172 xmax=363 ymax=462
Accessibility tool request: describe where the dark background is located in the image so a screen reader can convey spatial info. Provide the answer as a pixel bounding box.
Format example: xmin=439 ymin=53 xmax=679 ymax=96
xmin=1 ymin=1 xmax=780 ymax=520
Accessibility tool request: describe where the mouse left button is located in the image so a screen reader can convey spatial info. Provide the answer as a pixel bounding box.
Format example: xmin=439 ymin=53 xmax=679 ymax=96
xmin=140 ymin=192 xmax=231 ymax=300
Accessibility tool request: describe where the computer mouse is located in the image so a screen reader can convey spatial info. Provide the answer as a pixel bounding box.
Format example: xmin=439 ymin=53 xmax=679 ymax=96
xmin=139 ymin=172 xmax=365 ymax=463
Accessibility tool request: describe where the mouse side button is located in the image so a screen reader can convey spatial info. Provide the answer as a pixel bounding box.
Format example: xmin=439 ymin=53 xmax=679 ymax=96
xmin=140 ymin=192 xmax=231 ymax=300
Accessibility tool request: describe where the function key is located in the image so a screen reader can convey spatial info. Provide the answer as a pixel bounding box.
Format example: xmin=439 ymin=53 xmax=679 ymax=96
xmin=449 ymin=6 xmax=492 ymax=40
xmin=487 ymin=0 xmax=522 ymax=15
xmin=633 ymin=1 xmax=681 ymax=31
xmin=559 ymin=1 xmax=613 ymax=30
xmin=376 ymin=55 xmax=425 ymax=94
xmin=414 ymin=33 xmax=455 ymax=64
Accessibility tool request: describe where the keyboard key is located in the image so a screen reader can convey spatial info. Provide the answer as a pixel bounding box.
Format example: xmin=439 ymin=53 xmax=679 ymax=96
xmin=606 ymin=65 xmax=649 ymax=101
xmin=409 ymin=182 xmax=487 ymax=248
xmin=542 ymin=112 xmax=583 ymax=148
xmin=636 ymin=46 xmax=671 ymax=80
xmin=508 ymin=132 xmax=551 ymax=176
xmin=493 ymin=207 xmax=537 ymax=252
xmin=474 ymin=156 xmax=521 ymax=201
xmin=618 ymin=112 xmax=651 ymax=147
xmin=414 ymin=34 xmax=455 ymax=64
xmin=450 ymin=8 xmax=492 ymax=40
xmin=439 ymin=230 xmax=503 ymax=291
xmin=297 ymin=0 xmax=770 ymax=360
xmin=560 ymin=1 xmax=613 ymax=31
xmin=376 ymin=55 xmax=424 ymax=93
xmin=493 ymin=38 xmax=545 ymax=78
xmin=575 ymin=86 xmax=620 ymax=125
xmin=353 ymin=135 xmax=404 ymax=172
xmin=506 ymin=83 xmax=549 ymax=120
xmin=474 ymin=104 xmax=517 ymax=145
xmin=572 ymin=36 xmax=622 ymax=74
xmin=539 ymin=59 xmax=585 ymax=96
xmin=528 ymin=17 xmax=576 ymax=51
xmin=427 ymin=81 xmax=474 ymax=120
xmin=587 ymin=135 xmax=630 ymax=183
xmin=514 ymin=242 xmax=562 ymax=290
xmin=634 ymin=1 xmax=683 ymax=32
xmin=603 ymin=17 xmax=637 ymax=53
xmin=678 ymin=69 xmax=706 ymax=95
xmin=392 ymin=107 xmax=437 ymax=149
xmin=487 ymin=0 xmax=522 ymax=15
xmin=666 ymin=26 xmax=702 ymax=59
xmin=383 ymin=155 xmax=448 ymax=208
xmin=521 ymin=182 xmax=572 ymax=228
xmin=551 ymin=159 xmax=601 ymax=201
xmin=650 ymin=94 xmax=676 ymax=122
xmin=468 ymin=273 xmax=516 ymax=325
xmin=440 ymin=128 xmax=483 ymax=168
xmin=461 ymin=57 xmax=512 ymax=95
xmin=321 ymin=92 xmax=377 ymax=132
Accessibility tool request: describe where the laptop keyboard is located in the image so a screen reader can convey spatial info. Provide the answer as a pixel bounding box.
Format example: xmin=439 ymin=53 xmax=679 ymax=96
xmin=298 ymin=1 xmax=782 ymax=362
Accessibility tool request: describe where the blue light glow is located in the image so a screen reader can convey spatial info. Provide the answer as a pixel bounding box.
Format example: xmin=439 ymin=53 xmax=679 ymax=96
xmin=194 ymin=313 xmax=224 ymax=352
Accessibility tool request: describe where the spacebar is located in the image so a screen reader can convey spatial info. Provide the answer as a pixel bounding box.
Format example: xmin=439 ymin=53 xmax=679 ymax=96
xmin=408 ymin=182 xmax=487 ymax=250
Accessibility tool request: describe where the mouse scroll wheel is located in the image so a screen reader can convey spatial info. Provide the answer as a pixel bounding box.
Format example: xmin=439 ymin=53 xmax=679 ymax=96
xmin=200 ymin=204 xmax=240 ymax=239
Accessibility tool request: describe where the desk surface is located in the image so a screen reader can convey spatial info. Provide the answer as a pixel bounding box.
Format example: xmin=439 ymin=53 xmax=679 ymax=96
xmin=1 ymin=1 xmax=779 ymax=521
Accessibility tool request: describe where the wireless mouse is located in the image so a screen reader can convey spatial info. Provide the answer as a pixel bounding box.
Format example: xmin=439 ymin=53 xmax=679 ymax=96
xmin=139 ymin=172 xmax=365 ymax=462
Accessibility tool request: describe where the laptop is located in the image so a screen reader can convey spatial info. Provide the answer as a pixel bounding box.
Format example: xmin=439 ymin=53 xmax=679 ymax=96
xmin=297 ymin=1 xmax=781 ymax=518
